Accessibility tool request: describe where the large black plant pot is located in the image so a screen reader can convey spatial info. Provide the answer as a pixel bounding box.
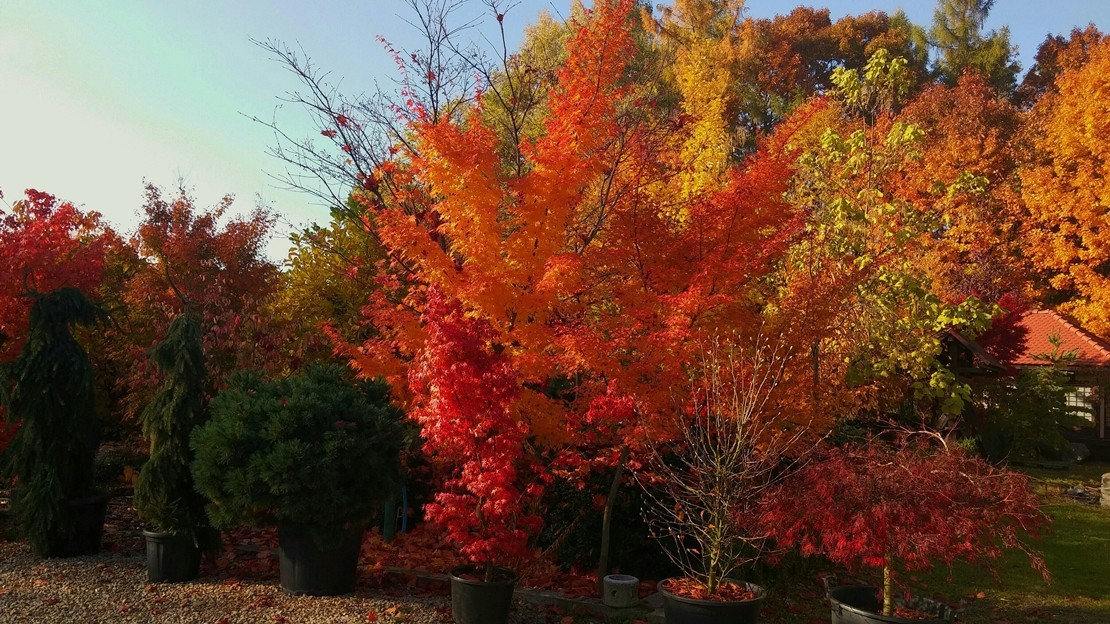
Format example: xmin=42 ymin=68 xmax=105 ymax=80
xmin=143 ymin=530 xmax=201 ymax=582
xmin=44 ymin=493 xmax=109 ymax=558
xmin=828 ymin=585 xmax=955 ymax=624
xmin=658 ymin=578 xmax=766 ymax=624
xmin=448 ymin=565 xmax=518 ymax=624
xmin=278 ymin=526 xmax=364 ymax=596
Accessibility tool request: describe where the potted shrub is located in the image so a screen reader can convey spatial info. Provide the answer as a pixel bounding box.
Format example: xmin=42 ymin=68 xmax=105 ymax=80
xmin=0 ymin=287 xmax=108 ymax=557
xmin=134 ymin=312 xmax=219 ymax=581
xmin=764 ymin=436 xmax=1050 ymax=623
xmin=638 ymin=338 xmax=812 ymax=624
xmin=407 ymin=293 xmax=543 ymax=624
xmin=190 ymin=363 xmax=403 ymax=596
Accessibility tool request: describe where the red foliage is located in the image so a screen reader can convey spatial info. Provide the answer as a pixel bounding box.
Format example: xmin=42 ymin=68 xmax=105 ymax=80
xmin=661 ymin=577 xmax=760 ymax=602
xmin=0 ymin=189 xmax=109 ymax=360
xmin=976 ymin=292 xmax=1030 ymax=365
xmin=762 ymin=438 xmax=1049 ymax=581
xmin=407 ymin=290 xmax=543 ymax=568
xmin=110 ymin=184 xmax=281 ymax=416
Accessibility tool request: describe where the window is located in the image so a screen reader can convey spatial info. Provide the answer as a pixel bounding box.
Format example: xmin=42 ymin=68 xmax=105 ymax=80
xmin=1064 ymin=386 xmax=1097 ymax=426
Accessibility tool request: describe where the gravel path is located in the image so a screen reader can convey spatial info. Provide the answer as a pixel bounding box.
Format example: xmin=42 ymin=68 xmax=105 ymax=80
xmin=0 ymin=542 xmax=575 ymax=624
xmin=0 ymin=498 xmax=578 ymax=624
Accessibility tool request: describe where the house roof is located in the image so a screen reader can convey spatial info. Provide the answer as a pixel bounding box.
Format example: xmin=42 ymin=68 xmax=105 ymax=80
xmin=944 ymin=328 xmax=1008 ymax=374
xmin=1006 ymin=310 xmax=1110 ymax=368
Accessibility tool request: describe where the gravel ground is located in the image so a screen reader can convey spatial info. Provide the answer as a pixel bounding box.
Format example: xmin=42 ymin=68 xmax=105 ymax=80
xmin=0 ymin=498 xmax=579 ymax=624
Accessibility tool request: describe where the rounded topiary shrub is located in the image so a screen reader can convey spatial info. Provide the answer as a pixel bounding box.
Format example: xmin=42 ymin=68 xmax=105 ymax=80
xmin=190 ymin=363 xmax=403 ymax=540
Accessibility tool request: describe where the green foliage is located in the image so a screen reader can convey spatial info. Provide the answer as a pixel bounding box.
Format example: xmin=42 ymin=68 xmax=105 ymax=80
xmin=831 ymin=48 xmax=913 ymax=115
xmin=928 ymin=0 xmax=1020 ymax=94
xmin=190 ymin=363 xmax=403 ymax=541
xmin=133 ymin=313 xmax=218 ymax=550
xmin=0 ymin=287 xmax=106 ymax=556
xmin=790 ymin=52 xmax=998 ymax=420
xmin=536 ymin=469 xmax=675 ymax=579
xmin=975 ymin=338 xmax=1086 ymax=461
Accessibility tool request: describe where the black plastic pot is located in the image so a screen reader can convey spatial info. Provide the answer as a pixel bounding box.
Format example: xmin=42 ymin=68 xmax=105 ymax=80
xmin=828 ymin=585 xmax=955 ymax=624
xmin=45 ymin=493 xmax=109 ymax=557
xmin=448 ymin=565 xmax=518 ymax=624
xmin=277 ymin=525 xmax=364 ymax=596
xmin=143 ymin=530 xmax=201 ymax=582
xmin=658 ymin=578 xmax=766 ymax=624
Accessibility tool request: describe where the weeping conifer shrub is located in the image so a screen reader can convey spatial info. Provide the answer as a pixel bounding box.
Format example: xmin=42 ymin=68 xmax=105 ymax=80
xmin=0 ymin=287 xmax=107 ymax=556
xmin=190 ymin=363 xmax=404 ymax=543
xmin=134 ymin=312 xmax=218 ymax=551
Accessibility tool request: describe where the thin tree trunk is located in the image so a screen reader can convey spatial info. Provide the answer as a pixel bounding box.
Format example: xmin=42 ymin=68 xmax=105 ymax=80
xmin=883 ymin=559 xmax=893 ymax=617
xmin=597 ymin=446 xmax=629 ymax=597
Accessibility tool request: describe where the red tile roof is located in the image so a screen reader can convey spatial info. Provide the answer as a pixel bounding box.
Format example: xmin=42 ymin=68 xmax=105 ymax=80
xmin=1005 ymin=310 xmax=1110 ymax=367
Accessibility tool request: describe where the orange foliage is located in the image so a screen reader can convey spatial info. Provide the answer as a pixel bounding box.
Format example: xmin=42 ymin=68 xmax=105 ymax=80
xmin=1021 ymin=38 xmax=1110 ymax=334
xmin=334 ymin=0 xmax=818 ymax=456
xmin=896 ymin=73 xmax=1027 ymax=302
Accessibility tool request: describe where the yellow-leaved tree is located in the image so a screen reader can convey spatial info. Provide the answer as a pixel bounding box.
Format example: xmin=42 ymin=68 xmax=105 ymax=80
xmin=1021 ymin=38 xmax=1110 ymax=334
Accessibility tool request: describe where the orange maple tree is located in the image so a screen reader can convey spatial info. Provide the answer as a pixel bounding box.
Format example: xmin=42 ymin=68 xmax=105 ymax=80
xmin=1020 ymin=38 xmax=1110 ymax=335
xmin=323 ymin=1 xmax=817 ymax=563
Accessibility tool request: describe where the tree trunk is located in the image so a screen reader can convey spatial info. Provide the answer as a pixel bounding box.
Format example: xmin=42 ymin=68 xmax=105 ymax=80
xmin=597 ymin=446 xmax=629 ymax=597
xmin=883 ymin=559 xmax=893 ymax=617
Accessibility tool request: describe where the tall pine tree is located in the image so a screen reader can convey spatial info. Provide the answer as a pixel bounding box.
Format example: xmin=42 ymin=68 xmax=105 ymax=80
xmin=928 ymin=0 xmax=1020 ymax=94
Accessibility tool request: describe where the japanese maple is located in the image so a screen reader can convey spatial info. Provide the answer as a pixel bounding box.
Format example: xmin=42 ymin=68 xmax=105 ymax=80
xmin=639 ymin=336 xmax=812 ymax=597
xmin=763 ymin=437 xmax=1049 ymax=617
xmin=0 ymin=189 xmax=109 ymax=361
xmin=107 ymin=184 xmax=281 ymax=419
xmin=407 ymin=290 xmax=542 ymax=580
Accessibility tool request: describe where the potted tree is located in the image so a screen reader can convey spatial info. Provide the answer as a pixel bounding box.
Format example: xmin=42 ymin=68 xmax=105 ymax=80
xmin=407 ymin=293 xmax=543 ymax=624
xmin=638 ymin=337 xmax=813 ymax=624
xmin=134 ymin=312 xmax=219 ymax=581
xmin=0 ymin=287 xmax=108 ymax=557
xmin=764 ymin=435 xmax=1050 ymax=623
xmin=190 ymin=363 xmax=403 ymax=595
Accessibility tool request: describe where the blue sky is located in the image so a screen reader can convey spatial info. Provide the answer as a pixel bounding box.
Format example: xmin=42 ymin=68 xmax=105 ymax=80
xmin=2 ymin=1 xmax=1107 ymax=260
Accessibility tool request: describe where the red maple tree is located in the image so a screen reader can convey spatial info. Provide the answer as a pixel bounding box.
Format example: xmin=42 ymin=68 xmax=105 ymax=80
xmin=407 ymin=290 xmax=543 ymax=580
xmin=0 ymin=189 xmax=110 ymax=361
xmin=763 ymin=436 xmax=1049 ymax=616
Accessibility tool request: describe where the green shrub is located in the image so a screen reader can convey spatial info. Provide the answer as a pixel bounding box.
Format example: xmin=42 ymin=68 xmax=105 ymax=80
xmin=191 ymin=363 xmax=403 ymax=541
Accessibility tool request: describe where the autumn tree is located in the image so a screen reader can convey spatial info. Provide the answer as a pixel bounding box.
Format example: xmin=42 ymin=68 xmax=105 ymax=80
xmin=642 ymin=2 xmax=929 ymax=153
xmin=1014 ymin=25 xmax=1108 ymax=108
xmin=764 ymin=437 xmax=1048 ymax=617
xmin=895 ymin=72 xmax=1027 ymax=303
xmin=0 ymin=190 xmax=110 ymax=362
xmin=1020 ymin=38 xmax=1110 ymax=335
xmin=771 ymin=51 xmax=996 ymax=425
xmin=271 ymin=209 xmax=386 ymax=366
xmin=928 ymin=0 xmax=1020 ymax=94
xmin=408 ymin=291 xmax=541 ymax=578
xmin=307 ymin=0 xmax=818 ymax=530
xmin=109 ymin=184 xmax=280 ymax=417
